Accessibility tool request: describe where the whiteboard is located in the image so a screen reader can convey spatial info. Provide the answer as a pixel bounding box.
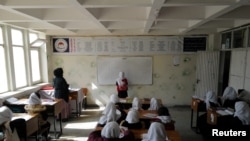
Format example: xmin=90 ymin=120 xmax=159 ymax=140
xmin=97 ymin=56 xmax=152 ymax=85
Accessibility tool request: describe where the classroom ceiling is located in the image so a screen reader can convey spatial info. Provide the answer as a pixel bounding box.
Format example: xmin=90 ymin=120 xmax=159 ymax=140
xmin=1 ymin=0 xmax=250 ymax=36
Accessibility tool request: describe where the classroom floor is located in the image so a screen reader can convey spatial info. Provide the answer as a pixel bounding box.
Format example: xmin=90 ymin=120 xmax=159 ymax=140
xmin=27 ymin=106 xmax=205 ymax=141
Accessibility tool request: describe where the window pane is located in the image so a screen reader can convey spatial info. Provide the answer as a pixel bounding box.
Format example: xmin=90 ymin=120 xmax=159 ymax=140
xmin=30 ymin=50 xmax=41 ymax=82
xmin=29 ymin=32 xmax=38 ymax=44
xmin=0 ymin=27 xmax=3 ymax=44
xmin=13 ymin=47 xmax=27 ymax=87
xmin=0 ymin=46 xmax=8 ymax=93
xmin=11 ymin=29 xmax=23 ymax=46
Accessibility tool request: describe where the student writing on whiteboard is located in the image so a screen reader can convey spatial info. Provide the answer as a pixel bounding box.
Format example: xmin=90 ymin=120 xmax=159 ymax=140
xmin=116 ymin=72 xmax=128 ymax=98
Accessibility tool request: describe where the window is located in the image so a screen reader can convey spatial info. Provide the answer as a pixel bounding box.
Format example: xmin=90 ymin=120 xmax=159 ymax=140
xmin=221 ymin=32 xmax=232 ymax=49
xmin=29 ymin=32 xmax=42 ymax=83
xmin=11 ymin=28 xmax=27 ymax=88
xmin=0 ymin=25 xmax=46 ymax=95
xmin=30 ymin=49 xmax=41 ymax=82
xmin=233 ymin=28 xmax=247 ymax=48
xmin=0 ymin=27 xmax=8 ymax=93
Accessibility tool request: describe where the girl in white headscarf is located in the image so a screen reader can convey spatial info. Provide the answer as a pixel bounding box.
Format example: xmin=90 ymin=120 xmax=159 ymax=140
xmin=220 ymin=86 xmax=238 ymax=108
xmin=101 ymin=121 xmax=120 ymax=139
xmin=88 ymin=121 xmax=135 ymax=141
xmin=0 ymin=106 xmax=20 ymax=141
xmin=110 ymin=94 xmax=119 ymax=104
xmin=205 ymin=91 xmax=220 ymax=110
xmin=132 ymin=97 xmax=142 ymax=110
xmin=148 ymin=97 xmax=160 ymax=110
xmin=120 ymin=109 xmax=143 ymax=129
xmin=97 ymin=102 xmax=122 ymax=127
xmin=24 ymin=92 xmax=50 ymax=138
xmin=116 ymin=72 xmax=128 ymax=98
xmin=142 ymin=122 xmax=167 ymax=141
xmin=234 ymin=101 xmax=250 ymax=125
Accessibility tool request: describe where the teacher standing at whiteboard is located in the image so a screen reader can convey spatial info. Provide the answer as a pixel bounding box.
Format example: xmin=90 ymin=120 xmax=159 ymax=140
xmin=116 ymin=72 xmax=128 ymax=98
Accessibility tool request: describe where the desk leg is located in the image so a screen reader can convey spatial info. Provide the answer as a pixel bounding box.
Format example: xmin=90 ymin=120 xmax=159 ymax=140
xmin=196 ymin=111 xmax=199 ymax=133
xmin=59 ymin=113 xmax=62 ymax=136
xmin=190 ymin=109 xmax=194 ymax=128
xmin=53 ymin=114 xmax=62 ymax=139
xmin=75 ymin=100 xmax=78 ymax=117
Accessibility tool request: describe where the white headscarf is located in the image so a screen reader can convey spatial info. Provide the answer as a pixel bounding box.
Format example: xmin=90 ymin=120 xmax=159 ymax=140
xmin=110 ymin=94 xmax=119 ymax=104
xmin=28 ymin=92 xmax=41 ymax=105
xmin=234 ymin=101 xmax=250 ymax=125
xmin=148 ymin=97 xmax=160 ymax=110
xmin=99 ymin=102 xmax=121 ymax=124
xmin=132 ymin=97 xmax=141 ymax=110
xmin=0 ymin=106 xmax=13 ymax=125
xmin=116 ymin=72 xmax=125 ymax=86
xmin=142 ymin=122 xmax=167 ymax=141
xmin=156 ymin=116 xmax=172 ymax=124
xmin=205 ymin=91 xmax=219 ymax=110
xmin=222 ymin=86 xmax=237 ymax=105
xmin=101 ymin=121 xmax=120 ymax=138
xmin=125 ymin=109 xmax=139 ymax=123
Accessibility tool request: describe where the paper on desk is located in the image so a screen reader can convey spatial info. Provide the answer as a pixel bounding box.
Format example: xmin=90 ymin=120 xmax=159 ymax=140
xmin=216 ymin=109 xmax=233 ymax=116
xmin=119 ymin=99 xmax=127 ymax=103
xmin=42 ymin=99 xmax=56 ymax=105
xmin=143 ymin=113 xmax=157 ymax=118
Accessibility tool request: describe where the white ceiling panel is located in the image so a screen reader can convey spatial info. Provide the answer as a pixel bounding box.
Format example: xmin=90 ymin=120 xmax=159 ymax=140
xmin=0 ymin=0 xmax=250 ymax=36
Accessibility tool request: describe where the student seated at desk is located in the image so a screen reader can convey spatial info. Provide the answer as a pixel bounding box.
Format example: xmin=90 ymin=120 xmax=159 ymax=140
xmin=0 ymin=106 xmax=20 ymax=141
xmin=97 ymin=102 xmax=125 ymax=127
xmin=24 ymin=92 xmax=51 ymax=139
xmin=110 ymin=94 xmax=119 ymax=104
xmin=202 ymin=101 xmax=250 ymax=140
xmin=88 ymin=121 xmax=135 ymax=141
xmin=216 ymin=101 xmax=250 ymax=130
xmin=120 ymin=109 xmax=143 ymax=129
xmin=219 ymin=86 xmax=239 ymax=109
xmin=152 ymin=106 xmax=174 ymax=130
xmin=142 ymin=122 xmax=168 ymax=141
xmin=110 ymin=94 xmax=125 ymax=112
xmin=238 ymin=89 xmax=250 ymax=105
xmin=148 ymin=97 xmax=160 ymax=111
xmin=197 ymin=90 xmax=220 ymax=133
xmin=131 ymin=97 xmax=142 ymax=110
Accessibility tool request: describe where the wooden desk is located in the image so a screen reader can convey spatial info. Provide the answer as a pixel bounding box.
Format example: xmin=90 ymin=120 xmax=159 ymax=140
xmin=95 ymin=127 xmax=181 ymax=141
xmin=190 ymin=97 xmax=206 ymax=132
xmin=124 ymin=109 xmax=158 ymax=120
xmin=207 ymin=107 xmax=234 ymax=125
xmin=12 ymin=113 xmax=38 ymax=137
xmin=130 ymin=129 xmax=181 ymax=141
xmin=39 ymin=88 xmax=84 ymax=117
xmin=5 ymin=99 xmax=63 ymax=139
xmin=119 ymin=98 xmax=162 ymax=109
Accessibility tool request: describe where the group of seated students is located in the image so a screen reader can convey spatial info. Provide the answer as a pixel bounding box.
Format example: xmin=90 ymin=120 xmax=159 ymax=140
xmin=197 ymin=86 xmax=250 ymax=140
xmin=88 ymin=94 xmax=174 ymax=141
xmin=0 ymin=91 xmax=50 ymax=141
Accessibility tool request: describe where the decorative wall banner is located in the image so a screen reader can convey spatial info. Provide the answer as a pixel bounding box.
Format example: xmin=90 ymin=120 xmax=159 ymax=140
xmin=52 ymin=36 xmax=184 ymax=55
xmin=53 ymin=38 xmax=69 ymax=53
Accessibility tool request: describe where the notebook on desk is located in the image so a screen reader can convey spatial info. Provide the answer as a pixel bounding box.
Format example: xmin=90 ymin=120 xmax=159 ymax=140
xmin=5 ymin=97 xmax=19 ymax=104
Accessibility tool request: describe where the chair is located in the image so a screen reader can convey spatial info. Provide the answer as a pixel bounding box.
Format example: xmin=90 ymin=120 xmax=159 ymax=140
xmin=10 ymin=118 xmax=27 ymax=141
xmin=82 ymin=88 xmax=88 ymax=109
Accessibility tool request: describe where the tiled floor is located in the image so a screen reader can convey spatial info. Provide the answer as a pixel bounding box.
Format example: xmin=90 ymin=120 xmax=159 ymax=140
xmin=28 ymin=106 xmax=205 ymax=141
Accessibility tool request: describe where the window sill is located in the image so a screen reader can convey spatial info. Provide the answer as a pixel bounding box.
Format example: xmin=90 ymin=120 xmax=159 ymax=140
xmin=0 ymin=83 xmax=49 ymax=100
